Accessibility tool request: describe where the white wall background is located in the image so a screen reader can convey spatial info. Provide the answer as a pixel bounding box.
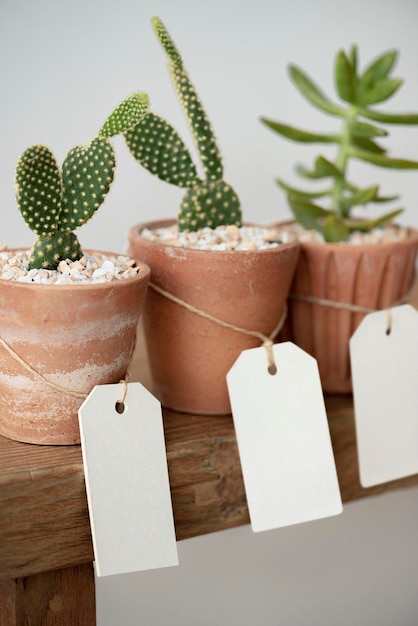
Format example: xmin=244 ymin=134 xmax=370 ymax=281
xmin=2 ymin=1 xmax=417 ymax=623
xmin=1 ymin=0 xmax=418 ymax=255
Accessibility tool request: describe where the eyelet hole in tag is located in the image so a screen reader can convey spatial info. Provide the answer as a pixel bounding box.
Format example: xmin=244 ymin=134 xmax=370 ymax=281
xmin=79 ymin=382 xmax=179 ymax=577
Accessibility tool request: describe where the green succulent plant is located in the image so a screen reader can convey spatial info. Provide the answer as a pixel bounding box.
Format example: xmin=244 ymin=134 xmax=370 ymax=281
xmin=15 ymin=92 xmax=149 ymax=269
xmin=260 ymin=45 xmax=418 ymax=242
xmin=124 ymin=16 xmax=242 ymax=232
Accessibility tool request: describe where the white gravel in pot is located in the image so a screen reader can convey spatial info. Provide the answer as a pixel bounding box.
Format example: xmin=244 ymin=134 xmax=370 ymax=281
xmin=0 ymin=250 xmax=141 ymax=285
xmin=139 ymin=222 xmax=410 ymax=250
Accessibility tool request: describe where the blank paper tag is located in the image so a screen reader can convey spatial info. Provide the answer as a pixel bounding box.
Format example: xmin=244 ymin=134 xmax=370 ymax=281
xmin=78 ymin=382 xmax=178 ymax=577
xmin=227 ymin=342 xmax=342 ymax=532
xmin=350 ymin=304 xmax=418 ymax=488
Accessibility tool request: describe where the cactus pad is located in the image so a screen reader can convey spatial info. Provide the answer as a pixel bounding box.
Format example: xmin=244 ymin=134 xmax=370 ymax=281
xmin=60 ymin=137 xmax=116 ymax=230
xmin=125 ymin=112 xmax=199 ymax=187
xmin=99 ymin=92 xmax=150 ymax=139
xmin=29 ymin=231 xmax=83 ymax=269
xmin=178 ymin=180 xmax=242 ymax=231
xmin=15 ymin=145 xmax=62 ymax=236
xmin=151 ymin=16 xmax=183 ymax=68
xmin=168 ymin=61 xmax=223 ymax=182
xmin=125 ymin=17 xmax=243 ymax=232
xmin=152 ymin=16 xmax=223 ymax=182
xmin=15 ymin=92 xmax=151 ymax=270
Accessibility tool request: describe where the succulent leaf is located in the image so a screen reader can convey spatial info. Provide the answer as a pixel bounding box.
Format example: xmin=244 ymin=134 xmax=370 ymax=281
xmin=345 ymin=208 xmax=404 ymax=232
xmin=358 ymin=78 xmax=403 ymax=106
xmin=276 ymin=178 xmax=331 ymax=200
xmin=262 ymin=45 xmax=418 ymax=241
xmin=288 ymin=196 xmax=330 ymax=234
xmin=323 ymin=215 xmax=350 ymax=242
xmin=260 ymin=118 xmax=339 ymax=143
xmin=124 ymin=112 xmax=200 ymax=187
xmin=348 ymin=45 xmax=358 ymax=77
xmin=359 ymin=108 xmax=418 ymax=125
xmin=288 ymin=65 xmax=346 ymax=117
xmin=340 ymin=184 xmax=380 ymax=210
xmin=99 ymin=92 xmax=150 ymax=138
xmin=348 ymin=147 xmax=418 ymax=169
xmin=334 ymin=50 xmax=357 ymax=104
xmin=350 ymin=136 xmax=386 ymax=154
xmin=15 ymin=145 xmax=62 ymax=236
xmin=177 ymin=180 xmax=241 ymax=231
xmin=351 ymin=120 xmax=388 ymax=138
xmin=297 ymin=156 xmax=344 ymax=180
xmin=359 ymin=50 xmax=398 ymax=94
xmin=60 ymin=137 xmax=115 ymax=231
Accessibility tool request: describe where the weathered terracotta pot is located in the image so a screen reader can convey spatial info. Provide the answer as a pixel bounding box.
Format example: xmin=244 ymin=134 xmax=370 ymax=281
xmin=281 ymin=228 xmax=418 ymax=393
xmin=128 ymin=219 xmax=300 ymax=415
xmin=0 ymin=251 xmax=150 ymax=445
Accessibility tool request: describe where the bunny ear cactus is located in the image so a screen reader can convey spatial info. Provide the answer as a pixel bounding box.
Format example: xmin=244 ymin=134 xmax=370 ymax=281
xmin=15 ymin=92 xmax=149 ymax=269
xmin=260 ymin=45 xmax=418 ymax=242
xmin=124 ymin=16 xmax=242 ymax=232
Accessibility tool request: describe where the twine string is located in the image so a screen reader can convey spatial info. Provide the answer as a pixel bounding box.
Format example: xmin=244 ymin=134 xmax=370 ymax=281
xmin=150 ymin=281 xmax=287 ymax=372
xmin=1 ymin=278 xmax=409 ymax=395
xmin=118 ymin=379 xmax=128 ymax=404
xmin=289 ymin=289 xmax=414 ymax=335
xmin=0 ymin=336 xmax=132 ymax=401
xmin=289 ymin=293 xmax=376 ymax=315
xmin=0 ymin=336 xmax=88 ymax=399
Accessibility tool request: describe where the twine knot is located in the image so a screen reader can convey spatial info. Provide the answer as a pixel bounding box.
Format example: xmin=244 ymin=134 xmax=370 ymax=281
xmin=150 ymin=282 xmax=287 ymax=374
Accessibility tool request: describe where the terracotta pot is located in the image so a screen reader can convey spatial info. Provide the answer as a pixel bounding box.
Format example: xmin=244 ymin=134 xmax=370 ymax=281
xmin=127 ymin=219 xmax=300 ymax=415
xmin=0 ymin=251 xmax=150 ymax=445
xmin=281 ymin=228 xmax=418 ymax=393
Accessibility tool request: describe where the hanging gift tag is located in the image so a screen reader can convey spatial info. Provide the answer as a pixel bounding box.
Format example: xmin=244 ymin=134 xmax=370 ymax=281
xmin=227 ymin=342 xmax=342 ymax=532
xmin=350 ymin=304 xmax=418 ymax=488
xmin=78 ymin=382 xmax=179 ymax=577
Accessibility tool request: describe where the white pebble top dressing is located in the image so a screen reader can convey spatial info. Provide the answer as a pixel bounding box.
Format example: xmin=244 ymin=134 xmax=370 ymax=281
xmin=0 ymin=251 xmax=140 ymax=285
xmin=273 ymin=222 xmax=409 ymax=245
xmin=140 ymin=225 xmax=284 ymax=251
xmin=140 ymin=222 xmax=409 ymax=250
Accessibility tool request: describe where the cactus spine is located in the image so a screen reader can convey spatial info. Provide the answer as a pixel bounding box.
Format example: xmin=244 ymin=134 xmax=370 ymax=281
xmin=15 ymin=93 xmax=149 ymax=269
xmin=124 ymin=16 xmax=242 ymax=232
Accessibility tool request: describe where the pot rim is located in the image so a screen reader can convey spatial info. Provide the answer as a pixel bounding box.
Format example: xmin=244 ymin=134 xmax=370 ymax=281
xmin=128 ymin=219 xmax=300 ymax=257
xmin=273 ymin=219 xmax=418 ymax=253
xmin=0 ymin=249 xmax=150 ymax=292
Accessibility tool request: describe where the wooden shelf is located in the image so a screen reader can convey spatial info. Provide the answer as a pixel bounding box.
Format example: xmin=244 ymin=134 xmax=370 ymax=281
xmin=1 ymin=326 xmax=418 ymax=583
xmin=1 ymin=281 xmax=418 ymax=622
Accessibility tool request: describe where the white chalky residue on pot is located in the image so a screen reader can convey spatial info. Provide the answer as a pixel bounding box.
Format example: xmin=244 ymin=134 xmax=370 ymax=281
xmin=0 ymin=352 xmax=129 ymax=396
xmin=0 ymin=310 xmax=140 ymax=346
xmin=0 ymin=351 xmax=130 ymax=441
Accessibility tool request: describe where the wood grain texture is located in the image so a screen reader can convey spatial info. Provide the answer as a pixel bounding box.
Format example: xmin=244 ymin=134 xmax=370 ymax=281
xmin=1 ymin=281 xmax=418 ymax=582
xmin=0 ymin=564 xmax=95 ymax=626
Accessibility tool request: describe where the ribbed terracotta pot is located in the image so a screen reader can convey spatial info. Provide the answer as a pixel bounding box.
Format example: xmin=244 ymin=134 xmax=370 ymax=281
xmin=0 ymin=251 xmax=150 ymax=445
xmin=281 ymin=228 xmax=418 ymax=393
xmin=128 ymin=220 xmax=300 ymax=415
